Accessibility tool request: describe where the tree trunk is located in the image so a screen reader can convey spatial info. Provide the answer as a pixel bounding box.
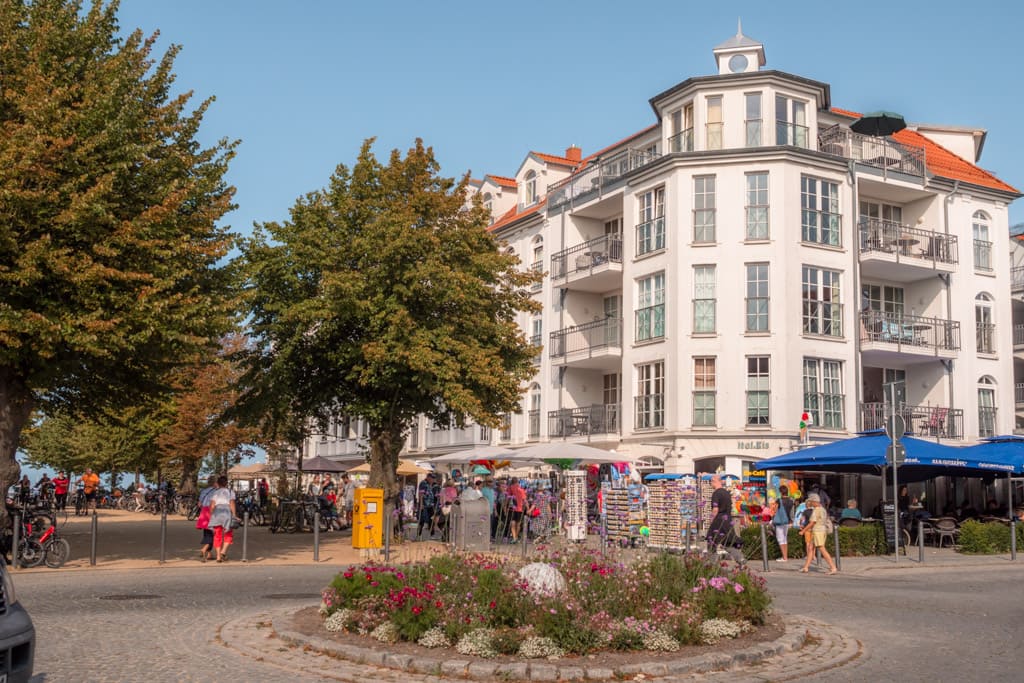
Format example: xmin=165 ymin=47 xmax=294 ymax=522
xmin=0 ymin=369 xmax=36 ymax=528
xmin=369 ymin=422 xmax=405 ymax=555
xmin=179 ymin=457 xmax=198 ymax=496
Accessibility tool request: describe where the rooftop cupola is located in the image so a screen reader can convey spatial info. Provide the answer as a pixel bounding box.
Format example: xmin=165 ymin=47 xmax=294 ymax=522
xmin=712 ymin=19 xmax=765 ymax=75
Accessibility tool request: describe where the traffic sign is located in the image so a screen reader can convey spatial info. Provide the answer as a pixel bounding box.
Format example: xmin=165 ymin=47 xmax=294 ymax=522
xmin=885 ymin=414 xmax=906 ymax=440
xmin=886 ymin=443 xmax=906 ymax=466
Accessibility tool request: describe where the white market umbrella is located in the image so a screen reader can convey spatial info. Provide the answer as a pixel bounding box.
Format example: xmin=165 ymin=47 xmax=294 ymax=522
xmin=428 ymin=445 xmax=518 ymax=463
xmin=512 ymin=442 xmax=631 ymax=464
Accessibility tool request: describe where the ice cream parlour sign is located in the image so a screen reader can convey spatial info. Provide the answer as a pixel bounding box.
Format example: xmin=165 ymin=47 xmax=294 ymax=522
xmin=737 ymin=441 xmax=770 ymax=451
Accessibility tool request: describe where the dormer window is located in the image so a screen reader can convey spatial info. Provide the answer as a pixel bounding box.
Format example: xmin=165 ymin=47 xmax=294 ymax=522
xmin=524 ymin=171 xmax=537 ymax=205
xmin=482 ymin=192 xmax=493 ymax=216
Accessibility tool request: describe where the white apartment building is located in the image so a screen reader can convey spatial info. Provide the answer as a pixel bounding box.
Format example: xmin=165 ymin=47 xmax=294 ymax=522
xmin=311 ymin=28 xmax=1020 ymax=476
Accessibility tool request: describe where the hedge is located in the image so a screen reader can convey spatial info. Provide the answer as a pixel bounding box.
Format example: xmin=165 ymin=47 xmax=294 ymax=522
xmin=740 ymin=523 xmax=888 ymax=559
xmin=956 ymin=520 xmax=1024 ymax=554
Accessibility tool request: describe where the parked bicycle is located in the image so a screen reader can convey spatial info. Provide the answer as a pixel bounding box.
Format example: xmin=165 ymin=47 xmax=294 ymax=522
xmin=235 ymin=492 xmax=265 ymax=527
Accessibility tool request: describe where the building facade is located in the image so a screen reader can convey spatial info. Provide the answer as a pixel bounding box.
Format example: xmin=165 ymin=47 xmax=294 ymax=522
xmin=311 ymin=29 xmax=1020 ymax=476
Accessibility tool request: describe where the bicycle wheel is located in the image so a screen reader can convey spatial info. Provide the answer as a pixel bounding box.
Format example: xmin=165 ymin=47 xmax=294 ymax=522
xmin=44 ymin=537 xmax=71 ymax=569
xmin=248 ymin=509 xmax=265 ymax=527
xmin=19 ymin=539 xmax=45 ymax=568
xmin=187 ymin=505 xmax=199 ymax=521
xmin=74 ymin=496 xmax=85 ymax=516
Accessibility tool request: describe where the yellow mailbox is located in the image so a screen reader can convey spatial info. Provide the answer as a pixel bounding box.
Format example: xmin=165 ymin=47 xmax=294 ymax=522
xmin=352 ymin=487 xmax=384 ymax=549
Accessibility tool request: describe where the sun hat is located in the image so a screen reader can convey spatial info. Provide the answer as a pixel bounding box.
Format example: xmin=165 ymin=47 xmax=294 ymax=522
xmin=806 ymin=493 xmax=821 ymax=503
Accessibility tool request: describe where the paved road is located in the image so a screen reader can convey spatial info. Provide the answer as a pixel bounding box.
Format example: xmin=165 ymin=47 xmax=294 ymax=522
xmin=13 ymin=560 xmax=1024 ymax=682
xmin=765 ymin=562 xmax=1024 ymax=682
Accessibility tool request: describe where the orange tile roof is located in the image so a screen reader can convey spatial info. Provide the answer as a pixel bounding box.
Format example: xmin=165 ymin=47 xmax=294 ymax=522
xmin=531 ymin=152 xmax=578 ymax=167
xmin=486 ymin=174 xmax=517 ymax=189
xmin=830 ymin=108 xmax=1018 ymax=194
xmin=488 ymin=199 xmax=546 ymax=232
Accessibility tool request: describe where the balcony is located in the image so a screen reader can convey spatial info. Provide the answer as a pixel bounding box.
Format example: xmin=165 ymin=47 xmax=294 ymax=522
xmin=669 ymin=127 xmax=694 ymax=153
xmin=1016 ymin=383 xmax=1024 ymax=408
xmin=819 ymin=127 xmax=927 ymax=179
xmin=858 ymin=219 xmax=958 ymax=282
xmin=1012 ymin=265 xmax=1024 ymax=292
xmin=549 ymin=317 xmax=623 ymax=370
xmin=860 ymin=403 xmax=964 ymax=440
xmin=426 ymin=423 xmax=493 ymax=449
xmin=550 ymin=234 xmax=623 ymax=292
xmin=546 ymin=148 xmax=659 ymax=210
xmin=976 ymin=323 xmax=995 ymax=355
xmin=860 ymin=310 xmax=960 ymax=364
xmin=548 ymin=404 xmax=620 ymax=438
xmin=1014 ymin=324 xmax=1024 ymax=352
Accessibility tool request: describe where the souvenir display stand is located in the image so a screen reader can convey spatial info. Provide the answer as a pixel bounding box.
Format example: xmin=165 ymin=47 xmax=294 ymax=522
xmin=602 ymin=483 xmax=646 ymax=545
xmin=644 ymin=474 xmax=698 ymax=551
xmin=564 ymin=470 xmax=588 ymax=541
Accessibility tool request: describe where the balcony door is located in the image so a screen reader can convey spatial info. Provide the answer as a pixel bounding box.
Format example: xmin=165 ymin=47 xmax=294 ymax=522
xmin=604 ymin=295 xmax=621 ymax=346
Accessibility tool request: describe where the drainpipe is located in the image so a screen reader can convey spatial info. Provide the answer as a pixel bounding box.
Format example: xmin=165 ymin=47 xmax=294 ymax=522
xmin=850 ymin=161 xmax=863 ymax=431
xmin=943 ymin=181 xmax=960 ymax=418
xmin=558 ymin=211 xmax=566 ymax=417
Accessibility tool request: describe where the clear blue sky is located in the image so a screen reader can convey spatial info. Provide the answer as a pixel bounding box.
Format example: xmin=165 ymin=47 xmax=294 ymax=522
xmin=110 ymin=0 xmax=1024 ymax=234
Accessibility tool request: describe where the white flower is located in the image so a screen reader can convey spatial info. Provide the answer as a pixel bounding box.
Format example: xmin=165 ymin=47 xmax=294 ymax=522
xmin=455 ymin=628 xmax=498 ymax=658
xmin=371 ymin=622 xmax=399 ymax=644
xmin=417 ymin=627 xmax=451 ymax=649
xmin=323 ymin=609 xmax=353 ymax=633
xmin=698 ymin=618 xmax=743 ymax=644
xmin=642 ymin=630 xmax=680 ymax=652
xmin=517 ymin=636 xmax=565 ymax=659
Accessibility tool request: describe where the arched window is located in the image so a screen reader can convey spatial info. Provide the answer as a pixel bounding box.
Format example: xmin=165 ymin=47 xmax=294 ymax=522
xmin=972 ymin=211 xmax=992 ymax=271
xmin=975 ymin=293 xmax=994 ymax=354
xmin=977 ymin=375 xmax=996 ymax=438
xmin=524 ymin=170 xmax=537 ymax=205
xmin=528 ymin=383 xmax=542 ymax=439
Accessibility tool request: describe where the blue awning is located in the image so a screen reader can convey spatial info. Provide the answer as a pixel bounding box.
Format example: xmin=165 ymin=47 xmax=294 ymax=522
xmin=757 ymin=432 xmax=1021 ymax=477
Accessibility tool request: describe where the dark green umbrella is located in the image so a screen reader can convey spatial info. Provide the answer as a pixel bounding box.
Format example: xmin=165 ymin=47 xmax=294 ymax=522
xmin=850 ymin=111 xmax=907 ymax=136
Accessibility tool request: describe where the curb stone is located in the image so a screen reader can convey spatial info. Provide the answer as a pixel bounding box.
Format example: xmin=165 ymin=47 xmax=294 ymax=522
xmin=248 ymin=609 xmax=857 ymax=681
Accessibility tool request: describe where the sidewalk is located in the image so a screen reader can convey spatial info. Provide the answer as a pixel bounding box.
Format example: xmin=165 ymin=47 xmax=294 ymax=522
xmin=15 ymin=508 xmax=446 ymax=572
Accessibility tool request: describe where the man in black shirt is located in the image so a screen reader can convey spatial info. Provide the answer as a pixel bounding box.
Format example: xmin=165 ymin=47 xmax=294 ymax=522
xmin=706 ymin=474 xmax=734 ymax=553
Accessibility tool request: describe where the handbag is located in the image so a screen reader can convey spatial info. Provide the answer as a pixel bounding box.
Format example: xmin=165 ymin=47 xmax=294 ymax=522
xmin=195 ymin=505 xmax=211 ymax=530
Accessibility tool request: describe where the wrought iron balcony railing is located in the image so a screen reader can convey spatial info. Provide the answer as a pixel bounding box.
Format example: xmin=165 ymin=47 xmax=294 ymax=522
xmin=546 ymin=148 xmax=660 ymax=209
xmin=550 ymin=234 xmax=623 ymax=280
xmin=549 ymin=317 xmax=623 ymax=359
xmin=858 ymin=219 xmax=958 ymax=265
xmin=547 ymin=404 xmax=620 ymax=438
xmin=819 ymin=127 xmax=927 ymax=178
xmin=860 ymin=310 xmax=960 ymax=352
xmin=860 ymin=403 xmax=964 ymax=440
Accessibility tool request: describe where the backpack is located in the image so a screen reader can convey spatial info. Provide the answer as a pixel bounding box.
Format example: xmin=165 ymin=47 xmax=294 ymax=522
xmin=772 ymin=500 xmax=790 ymax=526
xmin=823 ymin=514 xmax=835 ymax=534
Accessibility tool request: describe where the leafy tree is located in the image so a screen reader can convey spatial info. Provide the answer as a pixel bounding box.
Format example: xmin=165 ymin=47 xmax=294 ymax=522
xmin=155 ymin=335 xmax=258 ymax=494
xmin=236 ymin=139 xmax=539 ymax=505
xmin=0 ymin=0 xmax=239 ymax=504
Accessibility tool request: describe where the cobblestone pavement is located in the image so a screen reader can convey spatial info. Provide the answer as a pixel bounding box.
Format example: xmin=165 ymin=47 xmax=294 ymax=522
xmin=14 ymin=557 xmax=1024 ymax=681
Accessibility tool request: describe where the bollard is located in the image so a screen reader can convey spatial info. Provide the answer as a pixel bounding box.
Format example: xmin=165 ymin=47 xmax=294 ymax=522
xmin=90 ymin=510 xmax=98 ymax=566
xmin=384 ymin=507 xmax=391 ymax=563
xmin=1010 ymin=519 xmax=1017 ymax=560
xmin=918 ymin=519 xmax=925 ymax=563
xmin=159 ymin=509 xmax=167 ymax=564
xmin=833 ymin=524 xmax=841 ymax=572
xmin=521 ymin=518 xmax=528 ymax=560
xmin=11 ymin=512 xmax=20 ymax=570
xmin=759 ymin=523 xmax=770 ymax=572
xmin=242 ymin=511 xmax=249 ymax=563
xmin=684 ymin=520 xmax=691 ymax=552
xmin=600 ymin=515 xmax=607 ymax=559
xmin=313 ymin=511 xmax=320 ymax=562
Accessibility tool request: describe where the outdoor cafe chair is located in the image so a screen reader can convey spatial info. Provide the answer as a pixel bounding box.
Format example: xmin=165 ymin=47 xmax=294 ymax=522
xmin=934 ymin=518 xmax=958 ymax=548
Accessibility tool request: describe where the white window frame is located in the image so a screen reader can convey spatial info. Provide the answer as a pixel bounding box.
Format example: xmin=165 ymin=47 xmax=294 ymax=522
xmin=745 ymin=263 xmax=769 ymax=332
xmin=801 ymin=175 xmax=841 ymax=247
xmin=693 ymin=265 xmax=716 ymax=334
xmin=693 ymin=357 xmax=716 ymax=427
xmin=802 ymin=266 xmax=843 ymax=337
xmin=744 ymin=92 xmax=762 ymax=147
xmin=694 ymin=176 xmax=716 ymax=243
xmin=745 ymin=172 xmax=769 ymax=240
xmin=636 ymin=273 xmax=666 ymax=342
xmin=746 ymin=356 xmax=770 ymax=426
xmin=636 ymin=188 xmax=665 ymax=255
xmin=635 ymin=361 xmax=665 ymax=429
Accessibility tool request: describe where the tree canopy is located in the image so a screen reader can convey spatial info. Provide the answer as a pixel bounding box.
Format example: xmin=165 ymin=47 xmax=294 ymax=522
xmin=0 ymin=0 xmax=239 ymax=496
xmin=236 ymin=139 xmax=539 ymax=500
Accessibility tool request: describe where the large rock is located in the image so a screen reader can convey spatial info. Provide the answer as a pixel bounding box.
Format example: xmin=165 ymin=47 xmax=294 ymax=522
xmin=517 ymin=563 xmax=566 ymax=597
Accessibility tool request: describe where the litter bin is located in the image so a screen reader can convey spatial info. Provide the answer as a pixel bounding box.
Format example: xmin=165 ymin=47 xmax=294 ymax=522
xmin=352 ymin=488 xmax=384 ymax=549
xmin=455 ymin=498 xmax=491 ymax=552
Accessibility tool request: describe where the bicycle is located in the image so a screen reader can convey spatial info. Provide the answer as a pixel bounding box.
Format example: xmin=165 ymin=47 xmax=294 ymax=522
xmin=235 ymin=493 xmax=265 ymax=527
xmin=73 ymin=487 xmax=88 ymax=516
xmin=36 ymin=521 xmax=70 ymax=568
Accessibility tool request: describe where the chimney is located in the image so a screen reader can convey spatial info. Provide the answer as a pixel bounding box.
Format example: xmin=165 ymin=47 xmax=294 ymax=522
xmin=565 ymin=145 xmax=582 ymax=163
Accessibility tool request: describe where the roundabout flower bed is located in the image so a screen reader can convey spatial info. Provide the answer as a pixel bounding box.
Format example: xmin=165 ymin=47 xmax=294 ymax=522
xmin=319 ymin=550 xmax=770 ymax=658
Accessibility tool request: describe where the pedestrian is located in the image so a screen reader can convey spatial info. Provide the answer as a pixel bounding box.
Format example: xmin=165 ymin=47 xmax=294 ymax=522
xmin=705 ymin=474 xmax=733 ymax=553
xmin=773 ymin=485 xmax=795 ymax=562
xmin=341 ymin=473 xmax=356 ymax=528
xmin=257 ymin=477 xmax=269 ymax=509
xmin=17 ymin=475 xmax=31 ymax=505
xmin=416 ymin=472 xmax=439 ymax=539
xmin=508 ymin=478 xmax=527 ymax=543
xmin=52 ymin=471 xmax=69 ymax=510
xmin=196 ymin=475 xmax=216 ymax=562
xmin=78 ymin=468 xmax=100 ymax=511
xmin=208 ymin=475 xmax=237 ymax=563
xmin=800 ymin=493 xmax=838 ymax=575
